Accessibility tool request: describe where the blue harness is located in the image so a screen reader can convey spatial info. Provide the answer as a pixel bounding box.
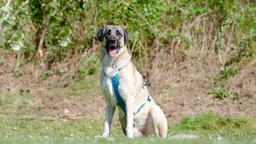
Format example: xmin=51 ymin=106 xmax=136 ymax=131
xmin=111 ymin=71 xmax=151 ymax=116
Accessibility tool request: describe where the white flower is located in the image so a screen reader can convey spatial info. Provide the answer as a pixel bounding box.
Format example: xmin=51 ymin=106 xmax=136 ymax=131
xmin=60 ymin=40 xmax=68 ymax=47
xmin=12 ymin=44 xmax=21 ymax=51
xmin=11 ymin=41 xmax=24 ymax=51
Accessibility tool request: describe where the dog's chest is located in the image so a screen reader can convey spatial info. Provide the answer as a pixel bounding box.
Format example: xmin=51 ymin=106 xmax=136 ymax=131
xmin=101 ymin=72 xmax=117 ymax=106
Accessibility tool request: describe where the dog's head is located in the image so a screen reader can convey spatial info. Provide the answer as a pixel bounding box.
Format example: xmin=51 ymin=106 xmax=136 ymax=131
xmin=96 ymin=25 xmax=128 ymax=58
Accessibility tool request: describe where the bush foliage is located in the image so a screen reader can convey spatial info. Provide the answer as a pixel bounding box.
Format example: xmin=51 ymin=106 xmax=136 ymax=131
xmin=0 ymin=0 xmax=255 ymax=83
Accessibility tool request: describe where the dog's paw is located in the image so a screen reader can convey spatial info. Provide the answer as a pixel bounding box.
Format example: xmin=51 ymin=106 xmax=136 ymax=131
xmin=95 ymin=134 xmax=108 ymax=139
xmin=101 ymin=132 xmax=109 ymax=138
xmin=127 ymin=135 xmax=134 ymax=138
xmin=127 ymin=131 xmax=134 ymax=138
xmin=95 ymin=135 xmax=102 ymax=139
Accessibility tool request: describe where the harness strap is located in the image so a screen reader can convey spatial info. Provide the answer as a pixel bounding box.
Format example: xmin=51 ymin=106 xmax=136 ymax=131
xmin=111 ymin=74 xmax=126 ymax=115
xmin=133 ymin=93 xmax=151 ymax=115
xmin=111 ymin=73 xmax=151 ymax=117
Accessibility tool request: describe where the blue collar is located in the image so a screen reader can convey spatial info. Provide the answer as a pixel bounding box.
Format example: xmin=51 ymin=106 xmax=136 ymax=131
xmin=111 ymin=70 xmax=151 ymax=116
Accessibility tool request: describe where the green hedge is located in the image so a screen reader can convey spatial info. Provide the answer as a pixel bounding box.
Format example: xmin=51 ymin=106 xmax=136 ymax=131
xmin=0 ymin=0 xmax=255 ymax=71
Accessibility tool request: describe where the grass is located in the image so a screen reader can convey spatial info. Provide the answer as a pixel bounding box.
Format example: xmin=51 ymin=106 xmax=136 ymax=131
xmin=0 ymin=113 xmax=255 ymax=144
xmin=0 ymin=72 xmax=255 ymax=143
xmin=0 ymin=92 xmax=34 ymax=113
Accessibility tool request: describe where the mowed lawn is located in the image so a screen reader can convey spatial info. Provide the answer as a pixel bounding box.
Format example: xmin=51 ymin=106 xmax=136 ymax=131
xmin=0 ymin=113 xmax=255 ymax=144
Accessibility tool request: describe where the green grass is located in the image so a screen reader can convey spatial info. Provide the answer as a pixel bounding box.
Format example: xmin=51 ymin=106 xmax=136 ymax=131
xmin=0 ymin=113 xmax=255 ymax=144
xmin=0 ymin=74 xmax=255 ymax=144
xmin=0 ymin=73 xmax=255 ymax=143
xmin=0 ymin=92 xmax=34 ymax=113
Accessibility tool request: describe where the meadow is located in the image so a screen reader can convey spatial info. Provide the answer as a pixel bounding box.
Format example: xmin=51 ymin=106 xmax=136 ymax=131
xmin=0 ymin=112 xmax=255 ymax=144
xmin=1 ymin=0 xmax=256 ymax=143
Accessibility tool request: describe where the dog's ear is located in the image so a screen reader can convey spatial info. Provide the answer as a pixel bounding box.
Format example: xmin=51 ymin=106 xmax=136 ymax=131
xmin=121 ymin=26 xmax=129 ymax=44
xmin=96 ymin=26 xmax=107 ymax=42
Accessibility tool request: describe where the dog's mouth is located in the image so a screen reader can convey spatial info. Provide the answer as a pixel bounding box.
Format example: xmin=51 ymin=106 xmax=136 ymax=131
xmin=108 ymin=46 xmax=117 ymax=57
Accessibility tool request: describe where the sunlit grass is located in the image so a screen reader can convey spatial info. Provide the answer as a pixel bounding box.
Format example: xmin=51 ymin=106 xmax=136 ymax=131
xmin=0 ymin=113 xmax=255 ymax=144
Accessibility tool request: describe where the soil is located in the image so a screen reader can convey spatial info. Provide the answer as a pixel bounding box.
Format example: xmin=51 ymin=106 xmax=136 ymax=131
xmin=0 ymin=52 xmax=255 ymax=123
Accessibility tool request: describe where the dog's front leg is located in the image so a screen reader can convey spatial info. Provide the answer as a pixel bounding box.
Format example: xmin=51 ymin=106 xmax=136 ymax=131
xmin=126 ymin=96 xmax=135 ymax=138
xmin=102 ymin=104 xmax=115 ymax=137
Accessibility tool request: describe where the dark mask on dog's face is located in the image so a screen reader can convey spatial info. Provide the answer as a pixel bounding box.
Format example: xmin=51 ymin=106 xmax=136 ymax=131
xmin=97 ymin=25 xmax=129 ymax=57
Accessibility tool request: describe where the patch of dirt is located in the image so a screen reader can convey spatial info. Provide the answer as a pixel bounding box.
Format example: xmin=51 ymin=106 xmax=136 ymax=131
xmin=155 ymin=51 xmax=256 ymax=123
xmin=0 ymin=52 xmax=255 ymax=123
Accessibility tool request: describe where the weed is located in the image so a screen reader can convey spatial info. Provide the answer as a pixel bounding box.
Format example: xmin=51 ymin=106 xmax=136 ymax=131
xmin=208 ymin=87 xmax=239 ymax=102
xmin=76 ymin=54 xmax=100 ymax=79
xmin=176 ymin=113 xmax=255 ymax=137
xmin=0 ymin=90 xmax=35 ymax=112
xmin=214 ymin=66 xmax=238 ymax=85
xmin=209 ymin=88 xmax=228 ymax=99
xmin=69 ymin=71 xmax=100 ymax=97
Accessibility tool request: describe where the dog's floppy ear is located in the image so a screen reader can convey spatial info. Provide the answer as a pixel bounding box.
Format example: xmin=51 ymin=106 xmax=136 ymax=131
xmin=121 ymin=26 xmax=129 ymax=44
xmin=96 ymin=26 xmax=107 ymax=42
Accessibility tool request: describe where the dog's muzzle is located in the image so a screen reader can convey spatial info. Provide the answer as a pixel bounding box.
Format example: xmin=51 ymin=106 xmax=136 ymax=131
xmin=106 ymin=36 xmax=120 ymax=57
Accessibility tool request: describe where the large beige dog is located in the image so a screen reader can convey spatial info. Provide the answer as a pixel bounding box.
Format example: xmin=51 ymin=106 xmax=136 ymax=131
xmin=96 ymin=25 xmax=167 ymax=138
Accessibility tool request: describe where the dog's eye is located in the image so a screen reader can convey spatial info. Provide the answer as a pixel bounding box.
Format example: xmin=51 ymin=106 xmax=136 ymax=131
xmin=116 ymin=30 xmax=122 ymax=37
xmin=105 ymin=30 xmax=111 ymax=37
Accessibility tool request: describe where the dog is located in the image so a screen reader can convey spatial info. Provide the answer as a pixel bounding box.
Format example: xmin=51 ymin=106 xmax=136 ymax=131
xmin=96 ymin=25 xmax=167 ymax=138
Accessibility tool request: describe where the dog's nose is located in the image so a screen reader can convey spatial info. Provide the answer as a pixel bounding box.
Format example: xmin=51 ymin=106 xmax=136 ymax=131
xmin=109 ymin=38 xmax=116 ymax=43
xmin=110 ymin=39 xmax=116 ymax=43
xmin=108 ymin=36 xmax=117 ymax=43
